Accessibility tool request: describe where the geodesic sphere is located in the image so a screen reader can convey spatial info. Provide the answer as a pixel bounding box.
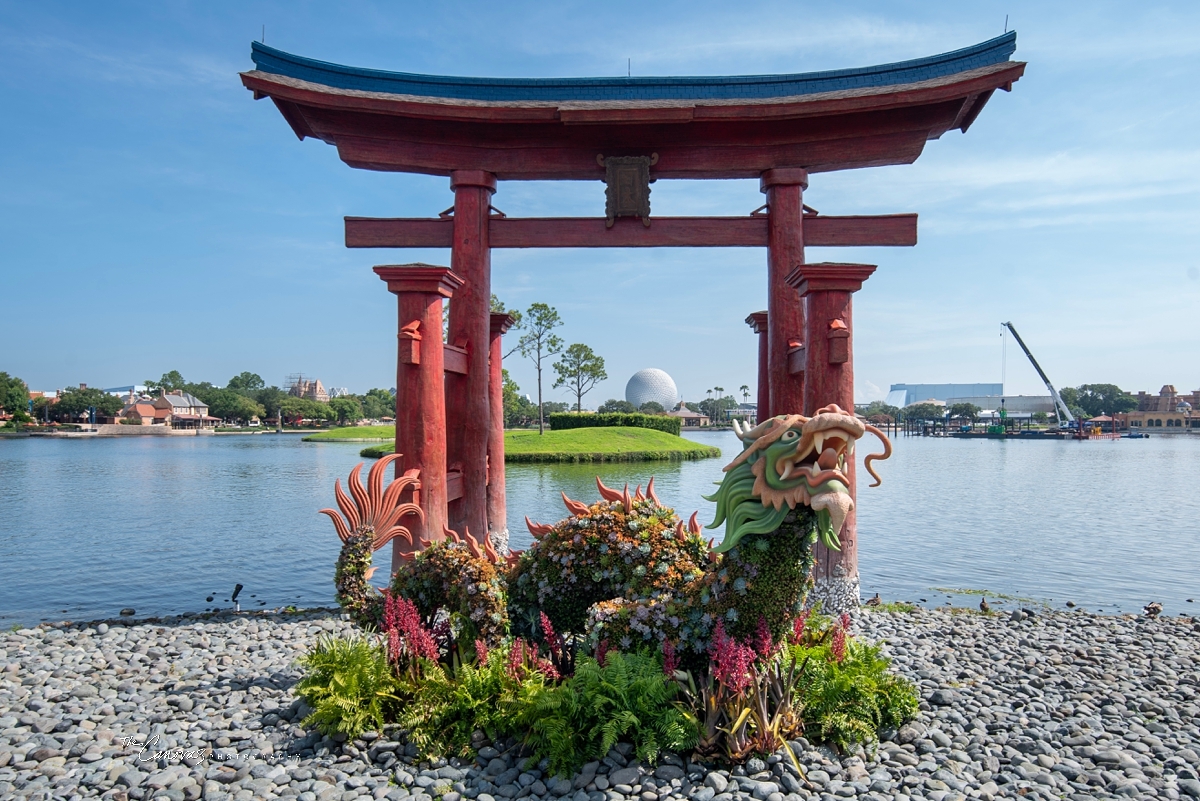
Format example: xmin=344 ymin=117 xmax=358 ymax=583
xmin=625 ymin=368 xmax=679 ymax=411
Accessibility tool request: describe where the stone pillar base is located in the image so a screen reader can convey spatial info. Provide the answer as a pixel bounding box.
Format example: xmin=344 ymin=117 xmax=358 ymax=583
xmin=488 ymin=527 xmax=510 ymax=556
xmin=809 ymin=567 xmax=860 ymax=618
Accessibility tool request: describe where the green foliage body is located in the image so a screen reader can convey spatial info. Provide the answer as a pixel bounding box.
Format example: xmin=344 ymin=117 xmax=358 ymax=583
xmin=598 ymin=399 xmax=637 ymax=414
xmin=0 ymin=373 xmax=30 ymax=418
xmin=900 ymin=403 xmax=944 ymax=423
xmin=335 ymin=535 xmax=383 ymax=629
xmin=509 ymin=496 xmax=708 ymax=639
xmin=51 ymin=386 xmax=123 ymax=421
xmin=329 ymin=396 xmax=364 ymax=426
xmin=857 ymin=401 xmax=900 ymax=421
xmin=226 ymin=371 xmax=265 ymax=392
xmin=515 ymin=652 xmax=697 ymax=775
xmin=790 ymin=639 xmax=918 ymax=751
xmin=396 ymin=645 xmax=544 ymax=758
xmin=515 ymin=302 xmax=564 ymax=434
xmin=295 ymin=633 xmax=402 ymax=739
xmin=279 ymin=396 xmax=334 ymax=424
xmin=204 ymin=389 xmax=265 ymax=424
xmin=698 ymin=395 xmax=738 ymax=424
xmin=503 ymin=369 xmax=540 ymax=428
xmin=553 ymin=343 xmax=608 ymax=413
xmin=391 ymin=541 xmax=509 ymax=647
xmin=361 ymin=389 xmax=395 ymax=420
xmin=548 ymin=412 xmax=682 ymax=436
xmin=947 ymin=403 xmax=980 ymax=422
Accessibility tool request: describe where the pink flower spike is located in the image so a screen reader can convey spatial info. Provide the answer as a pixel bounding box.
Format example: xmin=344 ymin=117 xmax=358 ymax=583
xmin=474 ymin=639 xmax=489 ymax=665
xmin=754 ymin=617 xmax=774 ymax=658
xmin=662 ymin=640 xmax=679 ymax=676
xmin=831 ymin=625 xmax=847 ymax=663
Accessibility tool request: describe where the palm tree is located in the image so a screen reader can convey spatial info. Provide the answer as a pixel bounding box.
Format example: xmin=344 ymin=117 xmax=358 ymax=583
xmin=713 ymin=387 xmax=725 ymax=423
xmin=740 ymin=385 xmax=750 ymax=403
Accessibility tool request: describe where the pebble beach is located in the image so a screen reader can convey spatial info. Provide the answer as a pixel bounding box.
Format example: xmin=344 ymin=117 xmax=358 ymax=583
xmin=1 ymin=607 xmax=1198 ymax=801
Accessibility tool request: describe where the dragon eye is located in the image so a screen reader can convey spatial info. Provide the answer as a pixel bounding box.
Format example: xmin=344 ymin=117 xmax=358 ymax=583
xmin=783 ymin=431 xmax=798 ymax=440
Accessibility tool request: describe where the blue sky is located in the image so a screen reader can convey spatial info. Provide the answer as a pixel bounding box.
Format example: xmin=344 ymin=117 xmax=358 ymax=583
xmin=2 ymin=1 xmax=1198 ymax=406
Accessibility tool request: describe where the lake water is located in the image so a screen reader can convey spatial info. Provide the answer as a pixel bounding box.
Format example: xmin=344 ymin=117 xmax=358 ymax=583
xmin=1 ymin=431 xmax=1197 ymax=626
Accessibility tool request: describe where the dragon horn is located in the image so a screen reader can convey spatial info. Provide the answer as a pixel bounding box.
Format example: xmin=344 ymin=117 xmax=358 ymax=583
xmin=334 ymin=479 xmax=360 ymax=532
xmin=595 ymin=476 xmax=624 ymax=502
xmin=378 ymin=502 xmax=424 ymax=539
xmin=346 ymin=463 xmax=370 ymax=524
xmin=525 ymin=516 xmax=553 ymax=538
xmin=318 ymin=508 xmax=352 ymax=542
xmin=645 ymin=477 xmax=660 ymax=506
xmin=506 ymin=549 xmax=523 ymax=569
xmin=366 ymin=454 xmax=396 ymax=517
xmin=561 ymin=492 xmax=590 ymax=516
xmin=442 ymin=525 xmax=463 ymax=544
xmin=675 ymin=520 xmax=684 ymax=538
xmin=634 ymin=484 xmax=645 ymax=501
xmin=463 ymin=530 xmax=484 ymax=560
xmin=397 ymin=550 xmax=417 ymax=563
xmin=862 ymin=424 xmax=893 ymax=488
xmin=688 ymin=511 xmax=702 ymax=535
xmin=378 ymin=525 xmax=414 ymax=549
xmin=622 ymin=484 xmax=633 ymax=514
xmin=364 ymin=566 xmax=378 ymax=581
xmin=483 ymin=535 xmax=500 ymax=564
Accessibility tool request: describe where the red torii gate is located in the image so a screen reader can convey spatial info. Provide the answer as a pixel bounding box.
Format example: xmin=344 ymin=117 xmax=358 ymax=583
xmin=243 ymin=34 xmax=1023 ymax=611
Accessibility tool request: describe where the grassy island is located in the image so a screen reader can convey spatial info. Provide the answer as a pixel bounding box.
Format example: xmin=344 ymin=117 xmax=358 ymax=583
xmin=356 ymin=426 xmax=720 ymax=462
xmin=302 ymin=425 xmax=395 ymax=442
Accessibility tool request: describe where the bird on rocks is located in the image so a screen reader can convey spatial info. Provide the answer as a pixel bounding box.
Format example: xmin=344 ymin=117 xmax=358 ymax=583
xmin=1143 ymin=601 xmax=1163 ymax=619
xmin=866 ymin=593 xmax=882 ymax=607
xmin=979 ymin=597 xmax=990 ymax=613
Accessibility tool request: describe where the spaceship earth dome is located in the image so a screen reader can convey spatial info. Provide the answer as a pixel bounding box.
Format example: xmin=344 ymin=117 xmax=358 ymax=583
xmin=625 ymin=368 xmax=679 ymax=411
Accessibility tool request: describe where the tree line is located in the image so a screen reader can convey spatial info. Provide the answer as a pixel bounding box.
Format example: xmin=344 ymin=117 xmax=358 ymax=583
xmin=0 ymin=369 xmax=399 ymax=427
xmin=858 ymin=382 xmax=1141 ymax=424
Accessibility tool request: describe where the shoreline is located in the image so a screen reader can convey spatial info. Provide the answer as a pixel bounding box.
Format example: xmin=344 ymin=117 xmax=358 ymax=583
xmin=2 ymin=606 xmax=1197 ymax=801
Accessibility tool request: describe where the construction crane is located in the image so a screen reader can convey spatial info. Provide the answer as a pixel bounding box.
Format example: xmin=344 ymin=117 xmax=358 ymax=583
xmin=1002 ymin=322 xmax=1074 ymax=425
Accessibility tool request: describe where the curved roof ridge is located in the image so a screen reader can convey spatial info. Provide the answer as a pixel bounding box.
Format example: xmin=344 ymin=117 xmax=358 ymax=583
xmin=249 ymin=32 xmax=1016 ymax=103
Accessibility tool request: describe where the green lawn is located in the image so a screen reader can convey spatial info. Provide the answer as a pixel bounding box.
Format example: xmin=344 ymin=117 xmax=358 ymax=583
xmin=302 ymin=425 xmax=396 ymax=442
xmin=358 ymin=426 xmax=720 ymax=462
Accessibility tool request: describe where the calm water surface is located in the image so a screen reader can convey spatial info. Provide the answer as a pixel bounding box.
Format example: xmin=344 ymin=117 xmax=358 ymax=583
xmin=0 ymin=431 xmax=1197 ymax=625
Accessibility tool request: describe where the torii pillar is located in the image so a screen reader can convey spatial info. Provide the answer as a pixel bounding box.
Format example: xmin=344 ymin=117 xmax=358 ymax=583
xmin=761 ymin=169 xmax=808 ymax=417
xmin=445 ymin=170 xmax=495 ymax=539
xmin=745 ymin=311 xmax=770 ymax=420
xmin=787 ymin=262 xmax=876 ymax=615
xmin=487 ymin=312 xmax=516 ymax=553
xmin=374 ymin=264 xmax=463 ymax=568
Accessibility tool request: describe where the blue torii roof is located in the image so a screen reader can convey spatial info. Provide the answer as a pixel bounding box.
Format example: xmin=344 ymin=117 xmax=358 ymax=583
xmin=250 ymin=32 xmax=1016 ymax=104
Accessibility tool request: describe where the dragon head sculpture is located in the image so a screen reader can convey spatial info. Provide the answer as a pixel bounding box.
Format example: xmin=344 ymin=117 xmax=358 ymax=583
xmin=705 ymin=404 xmax=891 ymax=553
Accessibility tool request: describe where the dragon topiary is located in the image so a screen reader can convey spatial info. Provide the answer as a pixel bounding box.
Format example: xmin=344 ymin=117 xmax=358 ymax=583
xmin=322 ymin=405 xmax=890 ymax=664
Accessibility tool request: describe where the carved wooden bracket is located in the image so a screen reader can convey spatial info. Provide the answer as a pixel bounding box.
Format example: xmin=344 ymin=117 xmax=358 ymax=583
xmin=398 ymin=320 xmax=422 ymax=364
xmin=827 ymin=319 xmax=850 ymax=364
xmin=598 ymin=153 xmax=658 ymax=228
xmin=787 ymin=339 xmax=806 ymax=375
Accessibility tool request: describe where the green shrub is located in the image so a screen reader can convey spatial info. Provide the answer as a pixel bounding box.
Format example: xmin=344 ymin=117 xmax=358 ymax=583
xmin=396 ymin=643 xmax=547 ymax=758
xmin=548 ymin=412 xmax=681 ymax=436
xmin=791 ymin=638 xmax=918 ymax=751
xmin=515 ymin=651 xmax=698 ymax=775
xmin=295 ymin=633 xmax=402 ymax=739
